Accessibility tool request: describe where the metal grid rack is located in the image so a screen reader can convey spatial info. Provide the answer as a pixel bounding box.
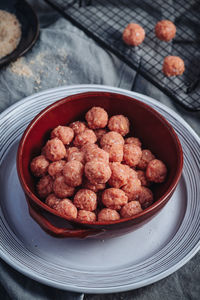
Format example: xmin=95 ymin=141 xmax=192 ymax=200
xmin=45 ymin=0 xmax=200 ymax=111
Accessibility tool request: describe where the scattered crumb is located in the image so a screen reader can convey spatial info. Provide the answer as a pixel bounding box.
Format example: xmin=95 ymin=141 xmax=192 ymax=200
xmin=10 ymin=57 xmax=33 ymax=77
xmin=35 ymin=76 xmax=41 ymax=85
xmin=9 ymin=48 xmax=69 ymax=88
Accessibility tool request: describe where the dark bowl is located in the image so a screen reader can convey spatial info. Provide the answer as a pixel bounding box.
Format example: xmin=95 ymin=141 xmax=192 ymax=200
xmin=0 ymin=0 xmax=39 ymax=68
xmin=17 ymin=91 xmax=183 ymax=238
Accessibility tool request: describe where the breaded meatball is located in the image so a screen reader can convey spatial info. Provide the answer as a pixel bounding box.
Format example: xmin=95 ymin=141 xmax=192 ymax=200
xmin=98 ymin=208 xmax=120 ymax=222
xmin=65 ymin=147 xmax=78 ymax=160
xmin=103 ymin=144 xmax=124 ymax=162
xmin=53 ymin=176 xmax=75 ymax=198
xmin=66 ymin=147 xmax=85 ymax=164
xmin=123 ymin=144 xmax=142 ymax=167
xmin=51 ymin=125 xmax=74 ymax=145
xmin=45 ymin=193 xmax=61 ymax=208
xmin=83 ymin=178 xmax=105 ymax=193
xmin=155 ymin=20 xmax=176 ymax=41
xmin=137 ymin=149 xmax=155 ymax=170
xmin=121 ymin=177 xmax=141 ymax=201
xmin=81 ymin=143 xmax=98 ymax=154
xmin=125 ymin=137 xmax=142 ymax=147
xmin=123 ymin=165 xmax=138 ymax=180
xmin=102 ymin=188 xmax=128 ymax=210
xmin=162 ymin=56 xmax=185 ymax=77
xmin=94 ymin=129 xmax=107 ymax=141
xmin=85 ymin=147 xmax=109 ymax=163
xmin=63 ymin=160 xmax=84 ymax=187
xmin=122 ymin=23 xmax=145 ymax=46
xmin=30 ymin=155 xmax=49 ymax=177
xmin=67 ymin=148 xmax=85 ymax=164
xmin=69 ymin=121 xmax=86 ymax=135
xmin=73 ymin=129 xmax=97 ymax=147
xmin=100 ymin=131 xmax=124 ymax=148
xmin=77 ymin=210 xmax=96 ymax=222
xmin=85 ymin=160 xmax=111 ymax=184
xmin=74 ymin=189 xmax=97 ymax=211
xmin=108 ymin=162 xmax=129 ymax=188
xmin=108 ymin=115 xmax=130 ymax=136
xmin=37 ymin=175 xmax=53 ymax=198
xmin=120 ymin=201 xmax=143 ymax=218
xmin=146 ymin=159 xmax=167 ymax=183
xmin=136 ymin=170 xmax=150 ymax=187
xmin=54 ymin=199 xmax=77 ymax=219
xmin=48 ymin=160 xmax=66 ymax=178
xmin=44 ymin=138 xmax=66 ymax=161
xmin=139 ymin=186 xmax=154 ymax=209
xmin=85 ymin=107 xmax=108 ymax=129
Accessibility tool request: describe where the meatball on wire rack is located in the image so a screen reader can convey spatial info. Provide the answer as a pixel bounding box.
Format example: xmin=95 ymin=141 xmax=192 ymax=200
xmin=44 ymin=0 xmax=200 ymax=111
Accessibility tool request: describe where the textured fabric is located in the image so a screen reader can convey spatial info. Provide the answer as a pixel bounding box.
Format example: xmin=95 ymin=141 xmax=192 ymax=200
xmin=0 ymin=0 xmax=135 ymax=113
xmin=0 ymin=0 xmax=200 ymax=299
xmin=0 ymin=259 xmax=83 ymax=300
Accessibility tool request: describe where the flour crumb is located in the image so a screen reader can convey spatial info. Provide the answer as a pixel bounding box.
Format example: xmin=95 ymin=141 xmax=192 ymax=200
xmin=9 ymin=48 xmax=69 ymax=88
xmin=35 ymin=76 xmax=41 ymax=85
xmin=10 ymin=57 xmax=33 ymax=77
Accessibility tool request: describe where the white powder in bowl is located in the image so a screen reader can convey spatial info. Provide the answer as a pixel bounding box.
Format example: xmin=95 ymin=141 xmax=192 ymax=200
xmin=0 ymin=10 xmax=22 ymax=59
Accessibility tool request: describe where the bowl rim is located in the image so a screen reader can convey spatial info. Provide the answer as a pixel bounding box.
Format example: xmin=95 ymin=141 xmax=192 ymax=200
xmin=17 ymin=91 xmax=183 ymax=226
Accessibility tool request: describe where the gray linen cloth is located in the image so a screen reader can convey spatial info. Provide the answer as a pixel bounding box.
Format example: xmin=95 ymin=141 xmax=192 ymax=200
xmin=0 ymin=1 xmax=200 ymax=300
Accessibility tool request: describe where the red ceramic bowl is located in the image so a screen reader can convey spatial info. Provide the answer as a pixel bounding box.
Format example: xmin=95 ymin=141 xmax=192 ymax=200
xmin=17 ymin=91 xmax=183 ymax=238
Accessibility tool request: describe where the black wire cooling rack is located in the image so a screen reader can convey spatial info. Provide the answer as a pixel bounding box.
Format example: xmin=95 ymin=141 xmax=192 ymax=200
xmin=44 ymin=0 xmax=200 ymax=111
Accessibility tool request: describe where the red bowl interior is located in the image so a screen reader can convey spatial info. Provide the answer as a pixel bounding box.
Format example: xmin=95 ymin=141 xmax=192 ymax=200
xmin=17 ymin=91 xmax=183 ymax=227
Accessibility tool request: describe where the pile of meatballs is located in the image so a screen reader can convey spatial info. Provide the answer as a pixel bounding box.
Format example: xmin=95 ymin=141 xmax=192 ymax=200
xmin=30 ymin=107 xmax=167 ymax=223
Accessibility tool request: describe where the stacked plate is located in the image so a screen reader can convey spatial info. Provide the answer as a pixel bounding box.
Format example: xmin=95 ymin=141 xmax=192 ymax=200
xmin=0 ymin=85 xmax=200 ymax=293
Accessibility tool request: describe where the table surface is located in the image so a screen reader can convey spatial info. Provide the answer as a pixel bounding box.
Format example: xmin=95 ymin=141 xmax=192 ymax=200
xmin=0 ymin=1 xmax=200 ymax=299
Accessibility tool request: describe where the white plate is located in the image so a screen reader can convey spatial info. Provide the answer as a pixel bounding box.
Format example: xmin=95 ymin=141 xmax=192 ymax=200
xmin=0 ymin=85 xmax=200 ymax=294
